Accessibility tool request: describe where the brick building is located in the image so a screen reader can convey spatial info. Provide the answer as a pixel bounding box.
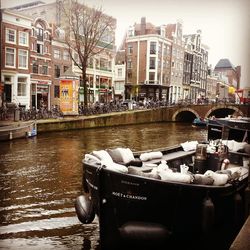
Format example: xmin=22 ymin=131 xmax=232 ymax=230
xmin=51 ymin=25 xmax=72 ymax=107
xmin=166 ymin=21 xmax=184 ymax=103
xmin=30 ymin=17 xmax=52 ymax=109
xmin=114 ymin=49 xmax=126 ymax=100
xmin=183 ymin=42 xmax=193 ymax=100
xmin=16 ymin=0 xmax=116 ymax=105
xmin=214 ymin=58 xmax=241 ymax=89
xmin=1 ymin=9 xmax=32 ymax=108
xmin=183 ymin=30 xmax=209 ymax=102
xmin=125 ymin=17 xmax=172 ymax=101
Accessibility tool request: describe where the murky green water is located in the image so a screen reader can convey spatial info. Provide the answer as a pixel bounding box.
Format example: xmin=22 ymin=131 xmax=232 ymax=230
xmin=0 ymin=122 xmax=207 ymax=249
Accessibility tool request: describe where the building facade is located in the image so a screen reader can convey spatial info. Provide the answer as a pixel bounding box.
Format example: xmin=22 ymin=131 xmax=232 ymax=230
xmin=10 ymin=0 xmax=116 ymax=107
xmin=114 ymin=50 xmax=126 ymax=100
xmin=125 ymin=17 xmax=172 ymax=101
xmin=166 ymin=21 xmax=184 ymax=103
xmin=183 ymin=30 xmax=209 ymax=102
xmin=30 ymin=17 xmax=52 ymax=109
xmin=214 ymin=58 xmax=241 ymax=89
xmin=1 ymin=9 xmax=32 ymax=109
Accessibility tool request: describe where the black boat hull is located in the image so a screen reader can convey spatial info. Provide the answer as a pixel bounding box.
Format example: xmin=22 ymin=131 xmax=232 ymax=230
xmin=82 ymin=162 xmax=248 ymax=249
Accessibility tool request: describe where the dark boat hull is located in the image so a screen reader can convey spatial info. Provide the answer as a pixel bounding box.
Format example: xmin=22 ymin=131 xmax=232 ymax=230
xmin=83 ymin=160 xmax=248 ymax=249
xmin=76 ymin=117 xmax=250 ymax=249
xmin=207 ymin=118 xmax=250 ymax=143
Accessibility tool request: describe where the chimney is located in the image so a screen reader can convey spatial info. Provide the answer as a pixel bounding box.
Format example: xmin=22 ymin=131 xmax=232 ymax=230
xmin=141 ymin=17 xmax=146 ymax=35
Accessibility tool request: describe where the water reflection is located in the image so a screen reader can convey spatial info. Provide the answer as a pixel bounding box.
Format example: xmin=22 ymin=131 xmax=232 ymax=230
xmin=0 ymin=122 xmax=207 ymax=249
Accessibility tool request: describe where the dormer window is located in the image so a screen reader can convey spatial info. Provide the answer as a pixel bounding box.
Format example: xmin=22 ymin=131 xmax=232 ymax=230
xmin=128 ymin=26 xmax=134 ymax=37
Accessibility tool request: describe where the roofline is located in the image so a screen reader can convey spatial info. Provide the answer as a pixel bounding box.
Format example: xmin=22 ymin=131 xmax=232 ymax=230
xmin=2 ymin=9 xmax=33 ymax=21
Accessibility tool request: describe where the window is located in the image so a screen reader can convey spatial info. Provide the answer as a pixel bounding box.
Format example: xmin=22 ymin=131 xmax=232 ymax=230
xmin=44 ymin=45 xmax=49 ymax=54
xmin=100 ymin=58 xmax=108 ymax=70
xmin=32 ymin=28 xmax=36 ymax=37
xmin=63 ymin=50 xmax=70 ymax=61
xmin=88 ymin=58 xmax=93 ymax=68
xmin=5 ymin=48 xmax=15 ymax=67
xmin=149 ymin=57 xmax=156 ymax=69
xmin=63 ymin=65 xmax=69 ymax=72
xmin=101 ymin=29 xmax=112 ymax=43
xmin=37 ymin=44 xmax=43 ymax=54
xmin=32 ymin=63 xmax=38 ymax=73
xmin=167 ymin=46 xmax=170 ymax=55
xmin=6 ymin=29 xmax=16 ymax=43
xmin=128 ymin=27 xmax=134 ymax=37
xmin=150 ymin=42 xmax=156 ymax=54
xmin=19 ymin=31 xmax=28 ymax=46
xmin=118 ymin=68 xmax=122 ymax=77
xmin=54 ymin=85 xmax=60 ymax=98
xmin=55 ymin=65 xmax=60 ymax=78
xmin=41 ymin=65 xmax=48 ymax=75
xmin=74 ymin=53 xmax=79 ymax=66
xmin=17 ymin=77 xmax=27 ymax=96
xmin=18 ymin=50 xmax=28 ymax=69
xmin=127 ymin=59 xmax=132 ymax=69
xmin=54 ymin=49 xmax=60 ymax=59
xmin=128 ymin=44 xmax=133 ymax=54
xmin=37 ymin=28 xmax=44 ymax=41
xmin=149 ymin=72 xmax=155 ymax=83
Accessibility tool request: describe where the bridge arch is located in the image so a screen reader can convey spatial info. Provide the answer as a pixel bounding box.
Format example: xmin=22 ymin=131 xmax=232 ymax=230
xmin=172 ymin=108 xmax=200 ymax=122
xmin=205 ymin=105 xmax=244 ymax=118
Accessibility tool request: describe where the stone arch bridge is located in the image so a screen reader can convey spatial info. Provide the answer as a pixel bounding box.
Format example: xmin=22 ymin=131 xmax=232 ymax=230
xmin=162 ymin=103 xmax=250 ymax=122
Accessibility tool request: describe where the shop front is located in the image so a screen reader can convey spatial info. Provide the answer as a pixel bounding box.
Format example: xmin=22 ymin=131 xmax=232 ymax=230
xmin=125 ymin=84 xmax=169 ymax=101
xmin=31 ymin=80 xmax=51 ymax=110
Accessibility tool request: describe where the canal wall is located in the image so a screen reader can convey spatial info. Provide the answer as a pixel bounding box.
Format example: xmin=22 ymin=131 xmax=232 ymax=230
xmin=37 ymin=108 xmax=166 ymax=133
xmin=36 ymin=103 xmax=249 ymax=133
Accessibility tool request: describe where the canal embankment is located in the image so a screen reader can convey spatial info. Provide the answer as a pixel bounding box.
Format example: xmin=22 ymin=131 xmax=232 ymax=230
xmin=36 ymin=108 xmax=170 ymax=133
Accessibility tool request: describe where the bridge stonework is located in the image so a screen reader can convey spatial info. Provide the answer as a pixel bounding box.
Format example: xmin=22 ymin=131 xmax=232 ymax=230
xmin=161 ymin=104 xmax=249 ymax=122
xmin=37 ymin=104 xmax=249 ymax=132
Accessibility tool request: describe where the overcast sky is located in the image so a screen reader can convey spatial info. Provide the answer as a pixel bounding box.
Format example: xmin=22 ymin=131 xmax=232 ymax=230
xmin=2 ymin=0 xmax=250 ymax=87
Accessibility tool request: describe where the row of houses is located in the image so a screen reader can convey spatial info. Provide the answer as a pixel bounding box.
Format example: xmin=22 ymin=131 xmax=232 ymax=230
xmin=0 ymin=0 xmax=241 ymax=111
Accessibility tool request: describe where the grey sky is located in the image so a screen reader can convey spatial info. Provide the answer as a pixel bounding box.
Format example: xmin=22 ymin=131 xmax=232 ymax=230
xmin=2 ymin=0 xmax=250 ymax=87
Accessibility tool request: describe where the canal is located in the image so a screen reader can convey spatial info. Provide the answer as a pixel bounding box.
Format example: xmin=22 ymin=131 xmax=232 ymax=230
xmin=0 ymin=122 xmax=207 ymax=249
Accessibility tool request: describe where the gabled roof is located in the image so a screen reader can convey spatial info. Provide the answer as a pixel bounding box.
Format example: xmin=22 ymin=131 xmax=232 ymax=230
xmin=214 ymin=59 xmax=235 ymax=70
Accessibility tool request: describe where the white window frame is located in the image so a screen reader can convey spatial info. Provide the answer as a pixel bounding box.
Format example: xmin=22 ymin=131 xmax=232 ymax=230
xmin=44 ymin=45 xmax=49 ymax=54
xmin=63 ymin=50 xmax=70 ymax=61
xmin=18 ymin=49 xmax=28 ymax=69
xmin=117 ymin=68 xmax=122 ymax=77
xmin=5 ymin=47 xmax=16 ymax=68
xmin=54 ymin=49 xmax=60 ymax=59
xmin=17 ymin=77 xmax=27 ymax=96
xmin=19 ymin=31 xmax=29 ymax=46
xmin=6 ymin=28 xmax=16 ymax=44
xmin=37 ymin=43 xmax=44 ymax=54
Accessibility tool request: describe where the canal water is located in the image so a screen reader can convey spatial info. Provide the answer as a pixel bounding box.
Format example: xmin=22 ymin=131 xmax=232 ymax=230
xmin=0 ymin=122 xmax=207 ymax=249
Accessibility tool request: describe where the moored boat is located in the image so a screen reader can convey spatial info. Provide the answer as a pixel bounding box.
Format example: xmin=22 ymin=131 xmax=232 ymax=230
xmin=192 ymin=117 xmax=208 ymax=128
xmin=0 ymin=121 xmax=37 ymax=141
xmin=75 ymin=118 xmax=250 ymax=250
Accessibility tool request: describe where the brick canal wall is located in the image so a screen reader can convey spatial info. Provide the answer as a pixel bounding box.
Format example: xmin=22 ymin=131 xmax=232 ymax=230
xmin=36 ymin=104 xmax=249 ymax=133
xmin=37 ymin=109 xmax=165 ymax=133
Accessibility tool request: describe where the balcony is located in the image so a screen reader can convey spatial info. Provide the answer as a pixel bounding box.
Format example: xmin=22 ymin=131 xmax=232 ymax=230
xmin=144 ymin=80 xmax=159 ymax=85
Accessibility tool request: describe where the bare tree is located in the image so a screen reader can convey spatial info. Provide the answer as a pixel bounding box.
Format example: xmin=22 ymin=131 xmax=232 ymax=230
xmin=60 ymin=0 xmax=116 ymax=107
